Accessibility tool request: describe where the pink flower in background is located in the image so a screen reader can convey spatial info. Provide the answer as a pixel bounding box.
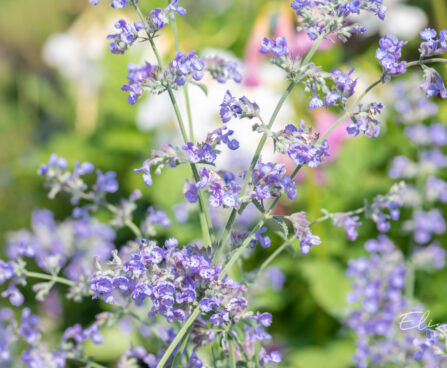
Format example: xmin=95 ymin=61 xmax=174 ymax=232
xmin=243 ymin=6 xmax=335 ymax=86
xmin=314 ymin=110 xmax=351 ymax=161
xmin=278 ymin=109 xmax=351 ymax=186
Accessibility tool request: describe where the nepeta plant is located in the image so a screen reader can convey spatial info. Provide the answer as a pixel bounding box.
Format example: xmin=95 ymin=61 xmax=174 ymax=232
xmin=2 ymin=1 xmax=447 ymax=367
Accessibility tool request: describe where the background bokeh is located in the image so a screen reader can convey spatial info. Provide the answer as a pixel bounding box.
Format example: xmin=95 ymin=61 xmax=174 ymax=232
xmin=1 ymin=0 xmax=447 ymax=366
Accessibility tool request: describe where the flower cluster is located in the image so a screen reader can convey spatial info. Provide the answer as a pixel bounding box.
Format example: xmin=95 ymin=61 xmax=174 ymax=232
xmin=291 ymin=0 xmax=386 ymax=41
xmin=376 ymin=35 xmax=407 ymax=78
xmin=347 ymin=102 xmax=384 ymax=138
xmin=419 ymin=28 xmax=447 ymax=57
xmin=250 ymin=159 xmax=297 ymax=202
xmin=147 ymin=0 xmax=186 ymax=33
xmin=346 ymin=236 xmax=413 ymax=367
xmin=220 ymin=90 xmax=260 ymax=123
xmin=273 ymin=122 xmax=330 ymax=168
xmin=89 ymin=0 xmax=128 ymax=8
xmin=204 ymin=56 xmax=243 ymax=84
xmin=184 ymin=167 xmax=241 ymax=208
xmin=107 ymin=19 xmax=142 ymax=55
xmin=365 ymin=182 xmax=404 ymax=233
xmin=122 ymin=51 xmax=205 ymax=105
xmin=39 ymin=153 xmax=117 ymax=204
xmin=287 ymin=212 xmax=321 ymax=255
xmin=90 ymin=238 xmax=281 ymax=366
xmin=260 ymin=37 xmax=289 ymax=57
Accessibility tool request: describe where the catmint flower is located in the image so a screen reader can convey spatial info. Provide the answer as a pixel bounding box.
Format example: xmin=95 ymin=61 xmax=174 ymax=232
xmin=0 ymin=260 xmax=15 ymax=284
xmin=420 ymin=67 xmax=447 ymax=99
xmin=251 ymin=160 xmax=297 ymax=201
xmin=367 ymin=182 xmax=404 ymax=232
xmin=169 ymin=50 xmax=204 ymax=86
xmin=300 ymin=230 xmax=321 ymax=255
xmin=376 ymin=35 xmax=407 ymax=78
xmin=287 ymin=212 xmax=321 ymax=255
xmin=347 ymin=102 xmax=383 ymax=138
xmin=95 ymin=170 xmax=119 ymax=193
xmin=121 ymin=62 xmax=158 ymax=105
xmin=204 ymin=56 xmax=243 ymax=84
xmin=107 ymin=19 xmax=137 ymax=55
xmin=425 ymin=176 xmax=447 ymax=203
xmin=291 ymin=0 xmax=386 ymax=42
xmin=253 ymin=227 xmax=271 ymax=249
xmin=260 ymin=348 xmax=282 ymax=365
xmin=419 ymin=28 xmax=447 ymax=57
xmin=219 ymin=90 xmax=260 ymax=123
xmin=411 ymin=242 xmax=446 ymax=270
xmin=148 ymin=0 xmax=186 ymax=32
xmin=19 ymin=308 xmax=41 ymax=345
xmin=2 ymin=285 xmax=24 ymax=306
xmin=260 ymin=37 xmax=289 ymax=57
xmin=413 ymin=209 xmax=446 ymax=244
xmin=333 ymin=215 xmax=362 ymax=241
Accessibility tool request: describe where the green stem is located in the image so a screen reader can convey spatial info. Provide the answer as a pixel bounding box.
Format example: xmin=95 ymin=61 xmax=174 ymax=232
xmin=259 ymin=236 xmax=295 ymax=273
xmin=215 ymin=82 xmax=297 ymax=256
xmin=302 ymin=36 xmax=324 ymax=65
xmin=124 ymin=219 xmax=142 ymax=239
xmin=171 ymin=15 xmax=195 ymax=141
xmin=406 ymin=58 xmax=447 ymax=68
xmin=214 ymin=35 xmax=326 ymax=257
xmin=131 ymin=1 xmax=214 ymax=247
xmin=171 ymin=325 xmax=192 ymax=367
xmin=219 ymin=217 xmax=268 ymax=280
xmin=24 ymin=271 xmax=75 ymax=287
xmin=259 ymin=206 xmax=365 ymax=274
xmin=229 ymin=340 xmax=236 ymax=368
xmin=156 ymin=307 xmax=200 ymax=368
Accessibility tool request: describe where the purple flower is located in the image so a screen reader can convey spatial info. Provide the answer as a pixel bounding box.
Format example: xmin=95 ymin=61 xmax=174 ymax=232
xmin=299 ymin=230 xmax=321 ymax=255
xmin=288 ymin=139 xmax=329 ymax=168
xmin=19 ymin=308 xmax=41 ymax=345
xmin=0 ymin=261 xmax=15 ymax=285
xmin=254 ymin=227 xmax=271 ymax=249
xmin=413 ymin=209 xmax=446 ymax=244
xmin=134 ymin=163 xmax=153 ymax=187
xmin=260 ymin=348 xmax=282 ymax=364
xmin=96 ymin=170 xmax=119 ymax=193
xmin=112 ymin=0 xmax=128 ymax=8
xmin=219 ymin=90 xmax=242 ymax=123
xmin=169 ymin=50 xmax=204 ymax=86
xmin=376 ymin=35 xmax=407 ymax=77
xmin=146 ymin=207 xmax=171 ymax=228
xmin=259 ymin=37 xmax=289 ymax=57
xmin=204 ymin=56 xmax=243 ymax=84
xmin=254 ymin=312 xmax=272 ymax=327
xmin=91 ymin=274 xmax=114 ymax=303
xmin=420 ymin=67 xmax=447 ymax=99
xmin=107 ymin=19 xmax=136 ymax=55
xmin=1 ymin=285 xmax=24 ymax=306
xmin=333 ymin=215 xmax=362 ymax=241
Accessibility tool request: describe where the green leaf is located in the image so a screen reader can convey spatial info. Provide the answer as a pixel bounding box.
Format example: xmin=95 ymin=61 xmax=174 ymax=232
xmin=252 ymin=199 xmax=265 ymax=213
xmin=300 ymin=259 xmax=351 ymax=318
xmin=190 ymin=81 xmax=208 ymax=96
xmin=272 ymin=216 xmax=289 ymax=240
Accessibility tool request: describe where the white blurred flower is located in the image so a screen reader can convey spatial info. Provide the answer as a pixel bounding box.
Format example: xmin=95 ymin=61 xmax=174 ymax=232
xmin=136 ymin=50 xmax=294 ymax=168
xmin=350 ymin=0 xmax=427 ymax=39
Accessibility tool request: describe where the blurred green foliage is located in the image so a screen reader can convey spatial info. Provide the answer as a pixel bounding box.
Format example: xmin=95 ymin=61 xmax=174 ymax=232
xmin=1 ymin=0 xmax=447 ymax=367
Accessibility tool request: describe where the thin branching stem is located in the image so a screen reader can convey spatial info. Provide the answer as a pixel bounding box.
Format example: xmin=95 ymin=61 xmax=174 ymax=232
xmin=131 ymin=1 xmax=214 ymax=247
